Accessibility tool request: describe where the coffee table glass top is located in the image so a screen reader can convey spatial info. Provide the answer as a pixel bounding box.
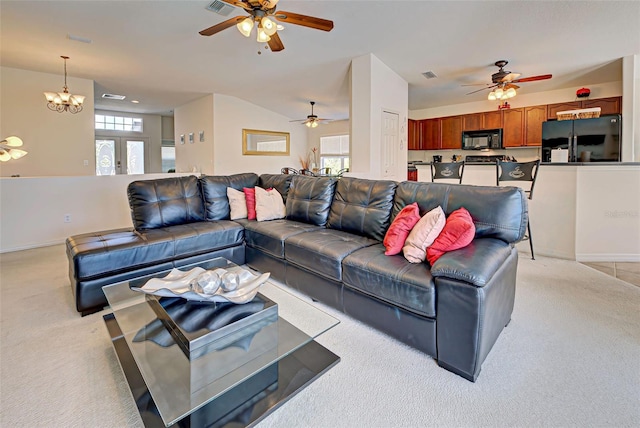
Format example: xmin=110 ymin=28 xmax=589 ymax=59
xmin=103 ymin=257 xmax=339 ymax=426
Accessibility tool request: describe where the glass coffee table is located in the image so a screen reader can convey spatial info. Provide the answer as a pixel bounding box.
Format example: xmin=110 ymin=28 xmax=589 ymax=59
xmin=102 ymin=257 xmax=340 ymax=427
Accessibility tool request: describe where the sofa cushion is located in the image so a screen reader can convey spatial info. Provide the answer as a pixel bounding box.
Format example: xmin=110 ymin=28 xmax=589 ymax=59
xmin=199 ymin=173 xmax=259 ymax=220
xmin=285 ymin=175 xmax=337 ymax=226
xmin=243 ymin=187 xmax=257 ymax=220
xmin=343 ymin=245 xmax=436 ymax=318
xmin=127 ymin=175 xmax=205 ymax=231
xmin=383 ymin=202 xmax=421 ymax=256
xmin=327 ymin=177 xmax=397 ymax=241
xmin=259 ymin=174 xmax=293 ymax=204
xmin=403 ymin=206 xmax=446 ymax=263
xmin=244 ymin=219 xmax=321 ymax=259
xmin=285 ymin=229 xmax=378 ymax=281
xmin=393 ymin=181 xmax=527 ymax=244
xmin=67 ymin=221 xmax=243 ymax=280
xmin=227 ymin=187 xmax=247 ymax=220
xmin=255 ymin=186 xmax=286 ymax=221
xmin=427 ymin=207 xmax=476 ymax=265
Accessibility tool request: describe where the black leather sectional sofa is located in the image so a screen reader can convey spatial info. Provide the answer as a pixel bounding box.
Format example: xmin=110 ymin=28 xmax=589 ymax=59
xmin=66 ymin=173 xmax=528 ymax=381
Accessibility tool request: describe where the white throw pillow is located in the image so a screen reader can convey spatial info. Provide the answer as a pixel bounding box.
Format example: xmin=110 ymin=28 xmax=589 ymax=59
xmin=254 ymin=186 xmax=286 ymax=222
xmin=226 ymin=187 xmax=247 ymax=220
xmin=402 ymin=206 xmax=446 ymax=263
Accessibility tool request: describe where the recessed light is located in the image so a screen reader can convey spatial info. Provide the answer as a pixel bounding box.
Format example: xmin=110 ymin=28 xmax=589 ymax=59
xmin=131 ymin=100 xmax=140 ymax=104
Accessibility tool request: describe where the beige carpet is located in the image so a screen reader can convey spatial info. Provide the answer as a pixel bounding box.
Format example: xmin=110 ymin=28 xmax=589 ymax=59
xmin=1 ymin=245 xmax=639 ymax=428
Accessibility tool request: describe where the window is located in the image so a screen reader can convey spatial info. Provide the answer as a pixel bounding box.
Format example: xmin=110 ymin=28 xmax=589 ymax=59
xmin=95 ymin=114 xmax=143 ymax=132
xmin=319 ymin=135 xmax=350 ymax=173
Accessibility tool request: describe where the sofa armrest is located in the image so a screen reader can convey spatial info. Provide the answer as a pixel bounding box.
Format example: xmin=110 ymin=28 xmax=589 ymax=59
xmin=430 ymin=238 xmax=512 ymax=287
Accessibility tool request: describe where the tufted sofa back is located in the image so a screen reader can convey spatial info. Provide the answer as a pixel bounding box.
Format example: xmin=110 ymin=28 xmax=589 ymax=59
xmin=393 ymin=181 xmax=527 ymax=243
xmin=199 ymin=173 xmax=259 ymax=220
xmin=127 ymin=175 xmax=205 ymax=231
xmin=327 ymin=177 xmax=398 ymax=241
xmin=258 ymin=174 xmax=293 ymax=204
xmin=285 ymin=175 xmax=337 ymax=226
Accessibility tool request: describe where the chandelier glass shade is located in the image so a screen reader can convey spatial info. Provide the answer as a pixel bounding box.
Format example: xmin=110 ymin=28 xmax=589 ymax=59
xmin=0 ymin=136 xmax=28 ymax=162
xmin=306 ymin=120 xmax=319 ymax=128
xmin=236 ymin=15 xmax=282 ymax=43
xmin=488 ymin=85 xmax=516 ymax=101
xmin=44 ymin=56 xmax=85 ymax=114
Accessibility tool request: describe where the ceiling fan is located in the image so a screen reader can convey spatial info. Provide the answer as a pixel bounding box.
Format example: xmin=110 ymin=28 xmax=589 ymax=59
xmin=290 ymin=101 xmax=331 ymax=128
xmin=199 ymin=0 xmax=334 ymax=52
xmin=464 ymin=60 xmax=552 ymax=100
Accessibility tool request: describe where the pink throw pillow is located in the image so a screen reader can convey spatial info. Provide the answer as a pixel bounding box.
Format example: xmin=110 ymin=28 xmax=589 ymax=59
xmin=243 ymin=187 xmax=256 ymax=220
xmin=383 ymin=203 xmax=421 ymax=255
xmin=403 ymin=206 xmax=446 ymax=263
xmin=426 ymin=207 xmax=476 ymax=265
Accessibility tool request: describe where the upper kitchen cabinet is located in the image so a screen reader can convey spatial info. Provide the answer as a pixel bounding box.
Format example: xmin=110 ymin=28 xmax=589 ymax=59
xmin=581 ymin=97 xmax=621 ymax=115
xmin=408 ymin=119 xmax=420 ymax=150
xmin=462 ymin=111 xmax=502 ymax=131
xmin=547 ymin=97 xmax=621 ymax=119
xmin=524 ymin=105 xmax=547 ymax=146
xmin=441 ymin=116 xmax=462 ymax=149
xmin=421 ymin=118 xmax=441 ymax=150
xmin=502 ymin=108 xmax=525 ymax=147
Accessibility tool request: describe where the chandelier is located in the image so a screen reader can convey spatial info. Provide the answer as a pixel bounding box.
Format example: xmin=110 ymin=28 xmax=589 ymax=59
xmin=0 ymin=136 xmax=28 ymax=162
xmin=44 ymin=56 xmax=85 ymax=114
xmin=488 ymin=84 xmax=517 ymax=101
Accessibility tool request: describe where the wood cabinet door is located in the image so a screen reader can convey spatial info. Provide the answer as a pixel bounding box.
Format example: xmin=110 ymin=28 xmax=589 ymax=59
xmin=547 ymin=101 xmax=581 ymax=119
xmin=440 ymin=116 xmax=462 ymax=149
xmin=524 ymin=105 xmax=547 ymax=146
xmin=408 ymin=119 xmax=419 ymax=150
xmin=582 ymin=97 xmax=621 ymax=115
xmin=422 ymin=119 xmax=441 ymax=150
xmin=483 ymin=110 xmax=503 ymax=129
xmin=502 ymin=108 xmax=525 ymax=147
xmin=462 ymin=114 xmax=482 ymax=131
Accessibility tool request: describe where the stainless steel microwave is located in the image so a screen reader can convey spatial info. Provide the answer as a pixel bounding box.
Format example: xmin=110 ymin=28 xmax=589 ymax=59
xmin=462 ymin=129 xmax=503 ymax=150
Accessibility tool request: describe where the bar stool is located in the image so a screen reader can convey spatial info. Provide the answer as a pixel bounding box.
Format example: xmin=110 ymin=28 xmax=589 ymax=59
xmin=431 ymin=161 xmax=464 ymax=184
xmin=496 ymin=159 xmax=540 ymax=260
xmin=300 ymin=169 xmax=317 ymax=176
xmin=281 ymin=167 xmax=299 ymax=174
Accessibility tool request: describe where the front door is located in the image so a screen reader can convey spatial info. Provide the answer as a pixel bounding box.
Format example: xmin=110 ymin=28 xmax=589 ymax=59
xmin=381 ymin=111 xmax=399 ymax=179
xmin=95 ymin=137 xmax=147 ymax=175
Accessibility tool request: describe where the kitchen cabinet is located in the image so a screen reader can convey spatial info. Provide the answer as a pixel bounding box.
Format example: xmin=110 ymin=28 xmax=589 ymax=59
xmin=547 ymin=97 xmax=621 ymax=119
xmin=408 ymin=119 xmax=420 ymax=150
xmin=524 ymin=105 xmax=547 ymax=146
xmin=502 ymin=108 xmax=525 ymax=147
xmin=421 ymin=118 xmax=441 ymax=150
xmin=440 ymin=116 xmax=462 ymax=149
xmin=462 ymin=111 xmax=502 ymax=131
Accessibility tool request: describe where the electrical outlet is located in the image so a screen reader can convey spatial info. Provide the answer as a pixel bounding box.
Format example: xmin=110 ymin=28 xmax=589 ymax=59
xmin=64 ymin=214 xmax=71 ymax=223
xmin=83 ymin=160 xmax=89 ymax=166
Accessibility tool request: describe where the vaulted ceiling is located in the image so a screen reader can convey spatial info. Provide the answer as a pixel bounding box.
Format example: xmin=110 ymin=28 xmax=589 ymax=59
xmin=1 ymin=1 xmax=638 ymax=120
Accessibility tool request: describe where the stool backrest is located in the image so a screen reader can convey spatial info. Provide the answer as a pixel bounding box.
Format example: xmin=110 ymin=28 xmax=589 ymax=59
xmin=281 ymin=167 xmax=299 ymax=175
xmin=431 ymin=161 xmax=464 ymax=184
xmin=300 ymin=169 xmax=317 ymax=176
xmin=496 ymin=159 xmax=540 ymax=200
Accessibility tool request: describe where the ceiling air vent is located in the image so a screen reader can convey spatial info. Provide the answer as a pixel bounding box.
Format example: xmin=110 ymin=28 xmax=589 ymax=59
xmin=206 ymin=0 xmax=235 ymax=16
xmin=102 ymin=93 xmax=126 ymax=100
xmin=422 ymin=71 xmax=438 ymax=79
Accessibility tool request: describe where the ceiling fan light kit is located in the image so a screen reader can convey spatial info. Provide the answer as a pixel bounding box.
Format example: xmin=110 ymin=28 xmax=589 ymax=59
xmin=200 ymin=0 xmax=333 ymax=52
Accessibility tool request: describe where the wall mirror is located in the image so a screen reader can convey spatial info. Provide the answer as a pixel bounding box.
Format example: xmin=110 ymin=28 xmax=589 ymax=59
xmin=242 ymin=129 xmax=290 ymax=156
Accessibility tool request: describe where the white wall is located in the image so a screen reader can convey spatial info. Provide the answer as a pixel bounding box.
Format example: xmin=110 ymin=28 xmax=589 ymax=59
xmin=95 ymin=109 xmax=163 ymax=173
xmin=622 ymin=54 xmax=639 ymax=162
xmin=0 ymin=173 xmax=191 ymax=253
xmin=174 ymin=94 xmax=214 ymax=174
xmin=0 ymin=66 xmax=95 ymax=177
xmin=212 ymin=94 xmax=308 ymax=175
xmin=350 ymin=54 xmax=408 ymax=180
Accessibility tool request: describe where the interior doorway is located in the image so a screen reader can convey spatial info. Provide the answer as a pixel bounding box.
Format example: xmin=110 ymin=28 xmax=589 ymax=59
xmin=95 ymin=137 xmax=148 ymax=175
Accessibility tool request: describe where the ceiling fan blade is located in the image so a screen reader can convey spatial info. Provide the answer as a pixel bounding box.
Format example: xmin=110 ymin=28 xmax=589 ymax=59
xmin=199 ymin=16 xmax=246 ymax=36
xmin=274 ymin=11 xmax=334 ymax=31
xmin=466 ymin=84 xmax=498 ymax=95
xmin=267 ymin=32 xmax=285 ymax=52
xmin=221 ymin=0 xmax=252 ymax=11
xmin=512 ymin=74 xmax=552 ymax=83
xmin=504 ymin=83 xmax=520 ymax=90
xmin=461 ymin=83 xmax=491 ymax=87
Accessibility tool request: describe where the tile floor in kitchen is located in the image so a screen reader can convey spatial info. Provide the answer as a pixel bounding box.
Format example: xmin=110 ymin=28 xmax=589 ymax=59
xmin=581 ymin=262 xmax=640 ymax=287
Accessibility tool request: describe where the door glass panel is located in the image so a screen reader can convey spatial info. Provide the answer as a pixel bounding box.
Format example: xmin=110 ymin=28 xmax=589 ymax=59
xmin=96 ymin=139 xmax=116 ymax=176
xmin=126 ymin=140 xmax=145 ymax=174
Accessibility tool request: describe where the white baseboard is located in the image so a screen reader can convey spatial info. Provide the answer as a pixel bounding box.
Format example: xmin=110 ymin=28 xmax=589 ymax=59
xmin=0 ymin=240 xmax=65 ymax=254
xmin=576 ymin=253 xmax=640 ymax=263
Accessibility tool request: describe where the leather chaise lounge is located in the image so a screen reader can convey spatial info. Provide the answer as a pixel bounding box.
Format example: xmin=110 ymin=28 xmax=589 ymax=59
xmin=66 ymin=173 xmax=528 ymax=381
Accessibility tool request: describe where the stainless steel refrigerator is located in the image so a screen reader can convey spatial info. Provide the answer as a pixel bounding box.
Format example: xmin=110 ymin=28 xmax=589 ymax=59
xmin=541 ymin=115 xmax=621 ymax=162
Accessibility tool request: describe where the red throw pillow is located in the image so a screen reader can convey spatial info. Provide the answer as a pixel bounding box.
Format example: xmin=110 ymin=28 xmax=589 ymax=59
xmin=426 ymin=207 xmax=475 ymax=265
xmin=383 ymin=202 xmax=421 ymax=255
xmin=243 ymin=187 xmax=256 ymax=220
